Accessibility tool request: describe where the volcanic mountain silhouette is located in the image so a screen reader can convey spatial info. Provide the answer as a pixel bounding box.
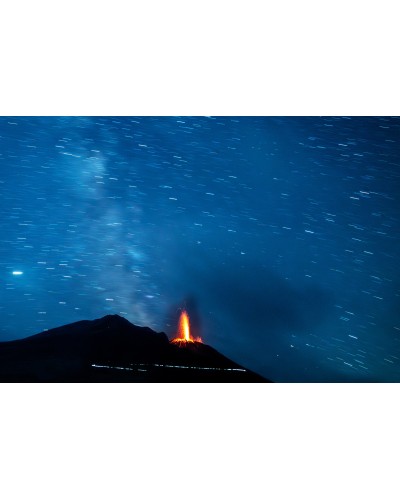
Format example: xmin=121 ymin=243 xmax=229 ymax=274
xmin=0 ymin=315 xmax=270 ymax=382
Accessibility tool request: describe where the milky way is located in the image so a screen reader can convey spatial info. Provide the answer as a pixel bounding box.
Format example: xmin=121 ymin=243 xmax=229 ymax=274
xmin=1 ymin=116 xmax=399 ymax=381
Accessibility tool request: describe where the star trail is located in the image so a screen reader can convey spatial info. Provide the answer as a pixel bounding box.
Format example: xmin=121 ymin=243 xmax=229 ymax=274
xmin=1 ymin=116 xmax=399 ymax=381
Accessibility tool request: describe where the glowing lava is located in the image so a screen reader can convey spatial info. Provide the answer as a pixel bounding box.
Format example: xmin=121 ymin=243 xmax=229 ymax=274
xmin=171 ymin=310 xmax=202 ymax=344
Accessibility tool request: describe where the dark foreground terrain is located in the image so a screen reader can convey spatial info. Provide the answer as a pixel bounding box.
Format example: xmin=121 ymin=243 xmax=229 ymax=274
xmin=0 ymin=315 xmax=270 ymax=382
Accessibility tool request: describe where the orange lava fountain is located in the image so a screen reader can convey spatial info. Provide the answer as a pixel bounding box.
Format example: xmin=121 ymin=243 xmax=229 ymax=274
xmin=171 ymin=310 xmax=202 ymax=344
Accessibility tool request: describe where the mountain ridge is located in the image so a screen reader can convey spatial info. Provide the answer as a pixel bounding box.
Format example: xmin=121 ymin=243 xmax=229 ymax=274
xmin=0 ymin=314 xmax=271 ymax=382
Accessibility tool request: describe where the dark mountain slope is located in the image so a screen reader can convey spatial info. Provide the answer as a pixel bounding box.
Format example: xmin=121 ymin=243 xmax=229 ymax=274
xmin=0 ymin=315 xmax=270 ymax=382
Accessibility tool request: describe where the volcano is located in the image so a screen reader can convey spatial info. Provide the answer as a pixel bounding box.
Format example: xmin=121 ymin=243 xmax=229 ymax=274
xmin=0 ymin=315 xmax=270 ymax=382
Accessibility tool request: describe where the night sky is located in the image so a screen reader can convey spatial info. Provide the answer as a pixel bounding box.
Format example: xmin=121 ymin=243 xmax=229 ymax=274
xmin=1 ymin=116 xmax=399 ymax=382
